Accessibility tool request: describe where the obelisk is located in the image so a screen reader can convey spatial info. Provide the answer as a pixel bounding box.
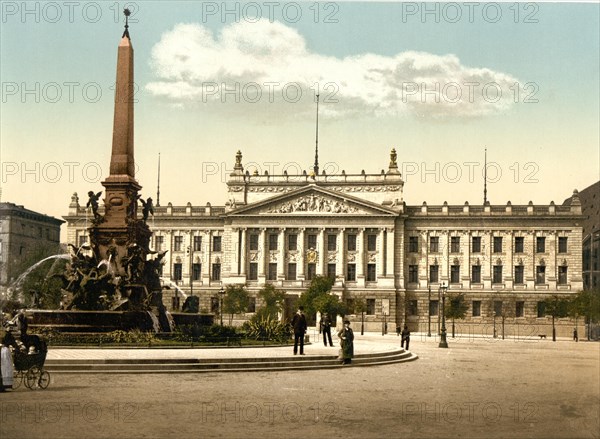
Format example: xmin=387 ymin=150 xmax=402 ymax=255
xmin=91 ymin=9 xmax=151 ymax=276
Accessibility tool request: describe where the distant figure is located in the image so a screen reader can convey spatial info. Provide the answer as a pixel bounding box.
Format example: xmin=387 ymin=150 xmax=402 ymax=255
xmin=291 ymin=306 xmax=307 ymax=355
xmin=339 ymin=320 xmax=354 ymax=364
xmin=86 ymin=191 xmax=103 ymax=221
xmin=401 ymin=325 xmax=411 ymax=350
xmin=321 ymin=314 xmax=333 ymax=347
xmin=573 ymin=328 xmax=578 ymax=342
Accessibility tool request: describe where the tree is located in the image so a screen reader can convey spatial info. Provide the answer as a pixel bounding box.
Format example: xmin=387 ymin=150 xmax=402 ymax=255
xmin=298 ymin=275 xmax=334 ymax=318
xmin=313 ymin=294 xmax=346 ymax=321
xmin=571 ymin=289 xmax=600 ymax=340
xmin=486 ymin=296 xmax=516 ymax=340
xmin=444 ymin=292 xmax=469 ymax=338
xmin=256 ymin=283 xmax=286 ymax=320
xmin=353 ymin=297 xmax=367 ymax=335
xmin=223 ymin=285 xmax=249 ymax=325
xmin=544 ymin=295 xmax=570 ymax=342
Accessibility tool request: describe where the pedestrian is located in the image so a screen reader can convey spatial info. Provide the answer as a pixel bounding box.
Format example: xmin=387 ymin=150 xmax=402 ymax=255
xmin=291 ymin=306 xmax=307 ymax=355
xmin=401 ymin=324 xmax=411 ymax=350
xmin=0 ymin=331 xmax=14 ymax=391
xmin=339 ymin=320 xmax=354 ymax=364
xmin=573 ymin=328 xmax=578 ymax=342
xmin=321 ymin=314 xmax=333 ymax=347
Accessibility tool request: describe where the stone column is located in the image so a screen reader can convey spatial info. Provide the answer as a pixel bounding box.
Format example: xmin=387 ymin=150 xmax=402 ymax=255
xmin=386 ymin=228 xmax=395 ymax=277
xmin=336 ymin=228 xmax=345 ymax=278
xmin=378 ymin=228 xmax=386 ymax=277
xmin=258 ymin=228 xmax=266 ymax=278
xmin=278 ymin=228 xmax=286 ymax=279
xmin=298 ymin=228 xmax=306 ymax=280
xmin=317 ymin=228 xmax=326 ymax=276
xmin=357 ymin=228 xmax=365 ymax=279
xmin=240 ymin=228 xmax=247 ymax=276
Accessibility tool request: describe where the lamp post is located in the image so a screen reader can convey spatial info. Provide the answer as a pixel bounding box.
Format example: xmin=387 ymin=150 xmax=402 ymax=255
xmin=439 ymin=282 xmax=448 ymax=348
xmin=427 ymin=286 xmax=431 ymax=337
xmin=361 ymin=311 xmax=365 ymax=336
xmin=218 ymin=285 xmax=225 ymax=326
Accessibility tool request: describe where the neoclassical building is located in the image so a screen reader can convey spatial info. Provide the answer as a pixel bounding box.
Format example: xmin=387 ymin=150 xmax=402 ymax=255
xmin=64 ymin=149 xmax=584 ymax=337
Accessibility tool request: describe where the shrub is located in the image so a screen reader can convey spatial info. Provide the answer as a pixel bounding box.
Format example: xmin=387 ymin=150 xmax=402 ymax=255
xmin=245 ymin=315 xmax=291 ymax=343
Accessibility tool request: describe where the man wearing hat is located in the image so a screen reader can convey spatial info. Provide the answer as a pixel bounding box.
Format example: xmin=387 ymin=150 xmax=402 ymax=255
xmin=339 ymin=319 xmax=354 ymax=364
xmin=291 ymin=306 xmax=307 ymax=355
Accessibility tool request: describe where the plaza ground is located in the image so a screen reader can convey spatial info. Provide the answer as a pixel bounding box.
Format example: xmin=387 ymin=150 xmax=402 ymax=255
xmin=1 ymin=333 xmax=598 ymax=439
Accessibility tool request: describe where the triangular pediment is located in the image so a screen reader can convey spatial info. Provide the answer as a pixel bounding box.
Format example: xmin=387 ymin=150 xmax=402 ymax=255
xmin=229 ymin=186 xmax=397 ymax=216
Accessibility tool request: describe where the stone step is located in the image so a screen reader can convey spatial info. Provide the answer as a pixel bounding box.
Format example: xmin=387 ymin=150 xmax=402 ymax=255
xmin=44 ymin=349 xmax=417 ymax=373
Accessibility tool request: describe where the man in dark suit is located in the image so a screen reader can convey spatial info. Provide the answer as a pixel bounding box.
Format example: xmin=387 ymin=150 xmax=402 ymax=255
xmin=291 ymin=306 xmax=307 ymax=355
xmin=321 ymin=314 xmax=333 ymax=347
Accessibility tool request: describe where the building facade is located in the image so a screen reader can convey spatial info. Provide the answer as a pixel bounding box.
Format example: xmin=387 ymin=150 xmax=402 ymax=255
xmin=64 ymin=150 xmax=584 ymax=337
xmin=0 ymin=202 xmax=64 ymax=290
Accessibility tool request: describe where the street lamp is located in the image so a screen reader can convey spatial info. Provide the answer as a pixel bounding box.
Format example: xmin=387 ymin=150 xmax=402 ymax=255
xmin=218 ymin=285 xmax=225 ymax=326
xmin=439 ymin=282 xmax=448 ymax=348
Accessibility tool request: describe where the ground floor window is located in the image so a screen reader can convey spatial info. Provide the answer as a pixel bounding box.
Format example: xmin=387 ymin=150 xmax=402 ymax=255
xmin=366 ymin=298 xmax=375 ymax=315
xmin=472 ymin=300 xmax=481 ymax=317
xmin=516 ymin=301 xmax=524 ymax=317
xmin=429 ymin=300 xmax=439 ymax=316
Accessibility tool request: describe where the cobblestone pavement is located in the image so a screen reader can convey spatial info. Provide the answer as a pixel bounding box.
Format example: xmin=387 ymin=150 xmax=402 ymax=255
xmin=1 ymin=333 xmax=598 ymax=439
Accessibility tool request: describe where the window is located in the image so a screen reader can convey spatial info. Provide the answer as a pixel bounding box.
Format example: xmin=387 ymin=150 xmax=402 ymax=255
xmin=345 ymin=299 xmax=355 ymax=314
xmin=327 ymin=234 xmax=337 ymax=251
xmin=267 ymin=263 xmax=277 ymax=280
xmin=193 ymin=236 xmax=202 ymax=252
xmin=288 ymin=263 xmax=297 ymax=281
xmin=408 ymin=265 xmax=419 ymax=283
xmin=327 ymin=263 xmax=336 ymax=279
xmin=471 ymin=265 xmax=481 ymax=283
xmin=248 ymin=263 xmax=258 ymax=280
xmin=192 ymin=263 xmax=201 ymax=281
xmin=307 ymin=263 xmax=317 ymax=280
xmin=536 ymin=265 xmax=546 ymax=284
xmin=346 ymin=264 xmax=356 ymax=282
xmin=288 ymin=234 xmax=297 ymax=251
xmin=451 ymin=237 xmax=460 ymax=253
xmin=173 ymin=263 xmax=182 ymax=281
xmin=408 ymin=300 xmax=418 ymax=316
xmin=172 ymin=296 xmax=180 ymax=311
xmin=367 ymin=264 xmax=376 ymax=282
xmin=212 ymin=236 xmax=222 ymax=252
xmin=516 ymin=301 xmax=524 ymax=318
xmin=249 ymin=234 xmax=259 ymax=251
xmin=494 ymin=301 xmax=503 ymax=317
xmin=211 ymin=297 xmax=219 ymax=313
xmin=558 ymin=237 xmax=568 ymax=253
xmin=247 ymin=297 xmax=256 ymax=313
xmin=174 ymin=236 xmax=183 ymax=252
xmin=450 ymin=265 xmax=460 ymax=284
xmin=429 ymin=265 xmax=439 ymax=283
xmin=268 ymin=234 xmax=278 ymax=251
xmin=536 ymin=237 xmax=546 ymax=253
xmin=211 ymin=263 xmax=221 ymax=280
xmin=493 ymin=237 xmax=503 ymax=253
xmin=515 ymin=265 xmax=524 ymax=284
xmin=515 ymin=237 xmax=524 ymax=253
xmin=472 ymin=301 xmax=481 ymax=317
xmin=430 ymin=236 xmax=439 ymax=253
xmin=155 ymin=235 xmax=164 ymax=251
xmin=367 ymin=234 xmax=377 ymax=251
xmin=472 ymin=236 xmax=481 ymax=253
xmin=307 ymin=234 xmax=317 ymax=250
xmin=409 ymin=236 xmax=419 ymax=253
xmin=537 ymin=301 xmax=546 ymax=318
xmin=347 ymin=234 xmax=357 ymax=251
xmin=558 ymin=266 xmax=568 ymax=285
xmin=429 ymin=300 xmax=439 ymax=316
xmin=366 ymin=299 xmax=376 ymax=315
xmin=493 ymin=265 xmax=503 ymax=284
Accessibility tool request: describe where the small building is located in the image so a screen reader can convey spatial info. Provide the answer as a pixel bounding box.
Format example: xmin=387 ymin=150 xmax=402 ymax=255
xmin=0 ymin=202 xmax=64 ymax=290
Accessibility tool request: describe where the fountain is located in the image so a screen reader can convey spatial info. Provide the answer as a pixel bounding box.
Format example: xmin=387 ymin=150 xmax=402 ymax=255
xmin=19 ymin=10 xmax=213 ymax=334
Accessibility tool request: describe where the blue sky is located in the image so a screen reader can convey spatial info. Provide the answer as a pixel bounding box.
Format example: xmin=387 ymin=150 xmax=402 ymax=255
xmin=1 ymin=2 xmax=599 ymax=229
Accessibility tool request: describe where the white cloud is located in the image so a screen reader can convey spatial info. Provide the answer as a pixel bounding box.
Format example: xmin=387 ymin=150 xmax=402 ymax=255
xmin=146 ymin=20 xmax=521 ymax=119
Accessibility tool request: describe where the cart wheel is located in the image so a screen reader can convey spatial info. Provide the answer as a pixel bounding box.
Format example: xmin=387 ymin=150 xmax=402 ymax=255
xmin=12 ymin=371 xmax=23 ymax=389
xmin=25 ymin=367 xmax=40 ymax=389
xmin=38 ymin=371 xmax=50 ymax=390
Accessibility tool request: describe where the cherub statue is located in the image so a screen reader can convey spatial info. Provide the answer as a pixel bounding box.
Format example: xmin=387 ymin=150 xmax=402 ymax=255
xmin=138 ymin=196 xmax=154 ymax=222
xmin=86 ymin=191 xmax=103 ymax=222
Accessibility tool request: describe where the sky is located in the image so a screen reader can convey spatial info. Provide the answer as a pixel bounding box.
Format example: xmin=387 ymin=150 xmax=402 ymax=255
xmin=1 ymin=1 xmax=599 ymax=238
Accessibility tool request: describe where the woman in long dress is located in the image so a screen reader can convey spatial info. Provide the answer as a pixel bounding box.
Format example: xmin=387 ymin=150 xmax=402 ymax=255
xmin=0 ymin=331 xmax=14 ymax=390
xmin=339 ymin=320 xmax=354 ymax=364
